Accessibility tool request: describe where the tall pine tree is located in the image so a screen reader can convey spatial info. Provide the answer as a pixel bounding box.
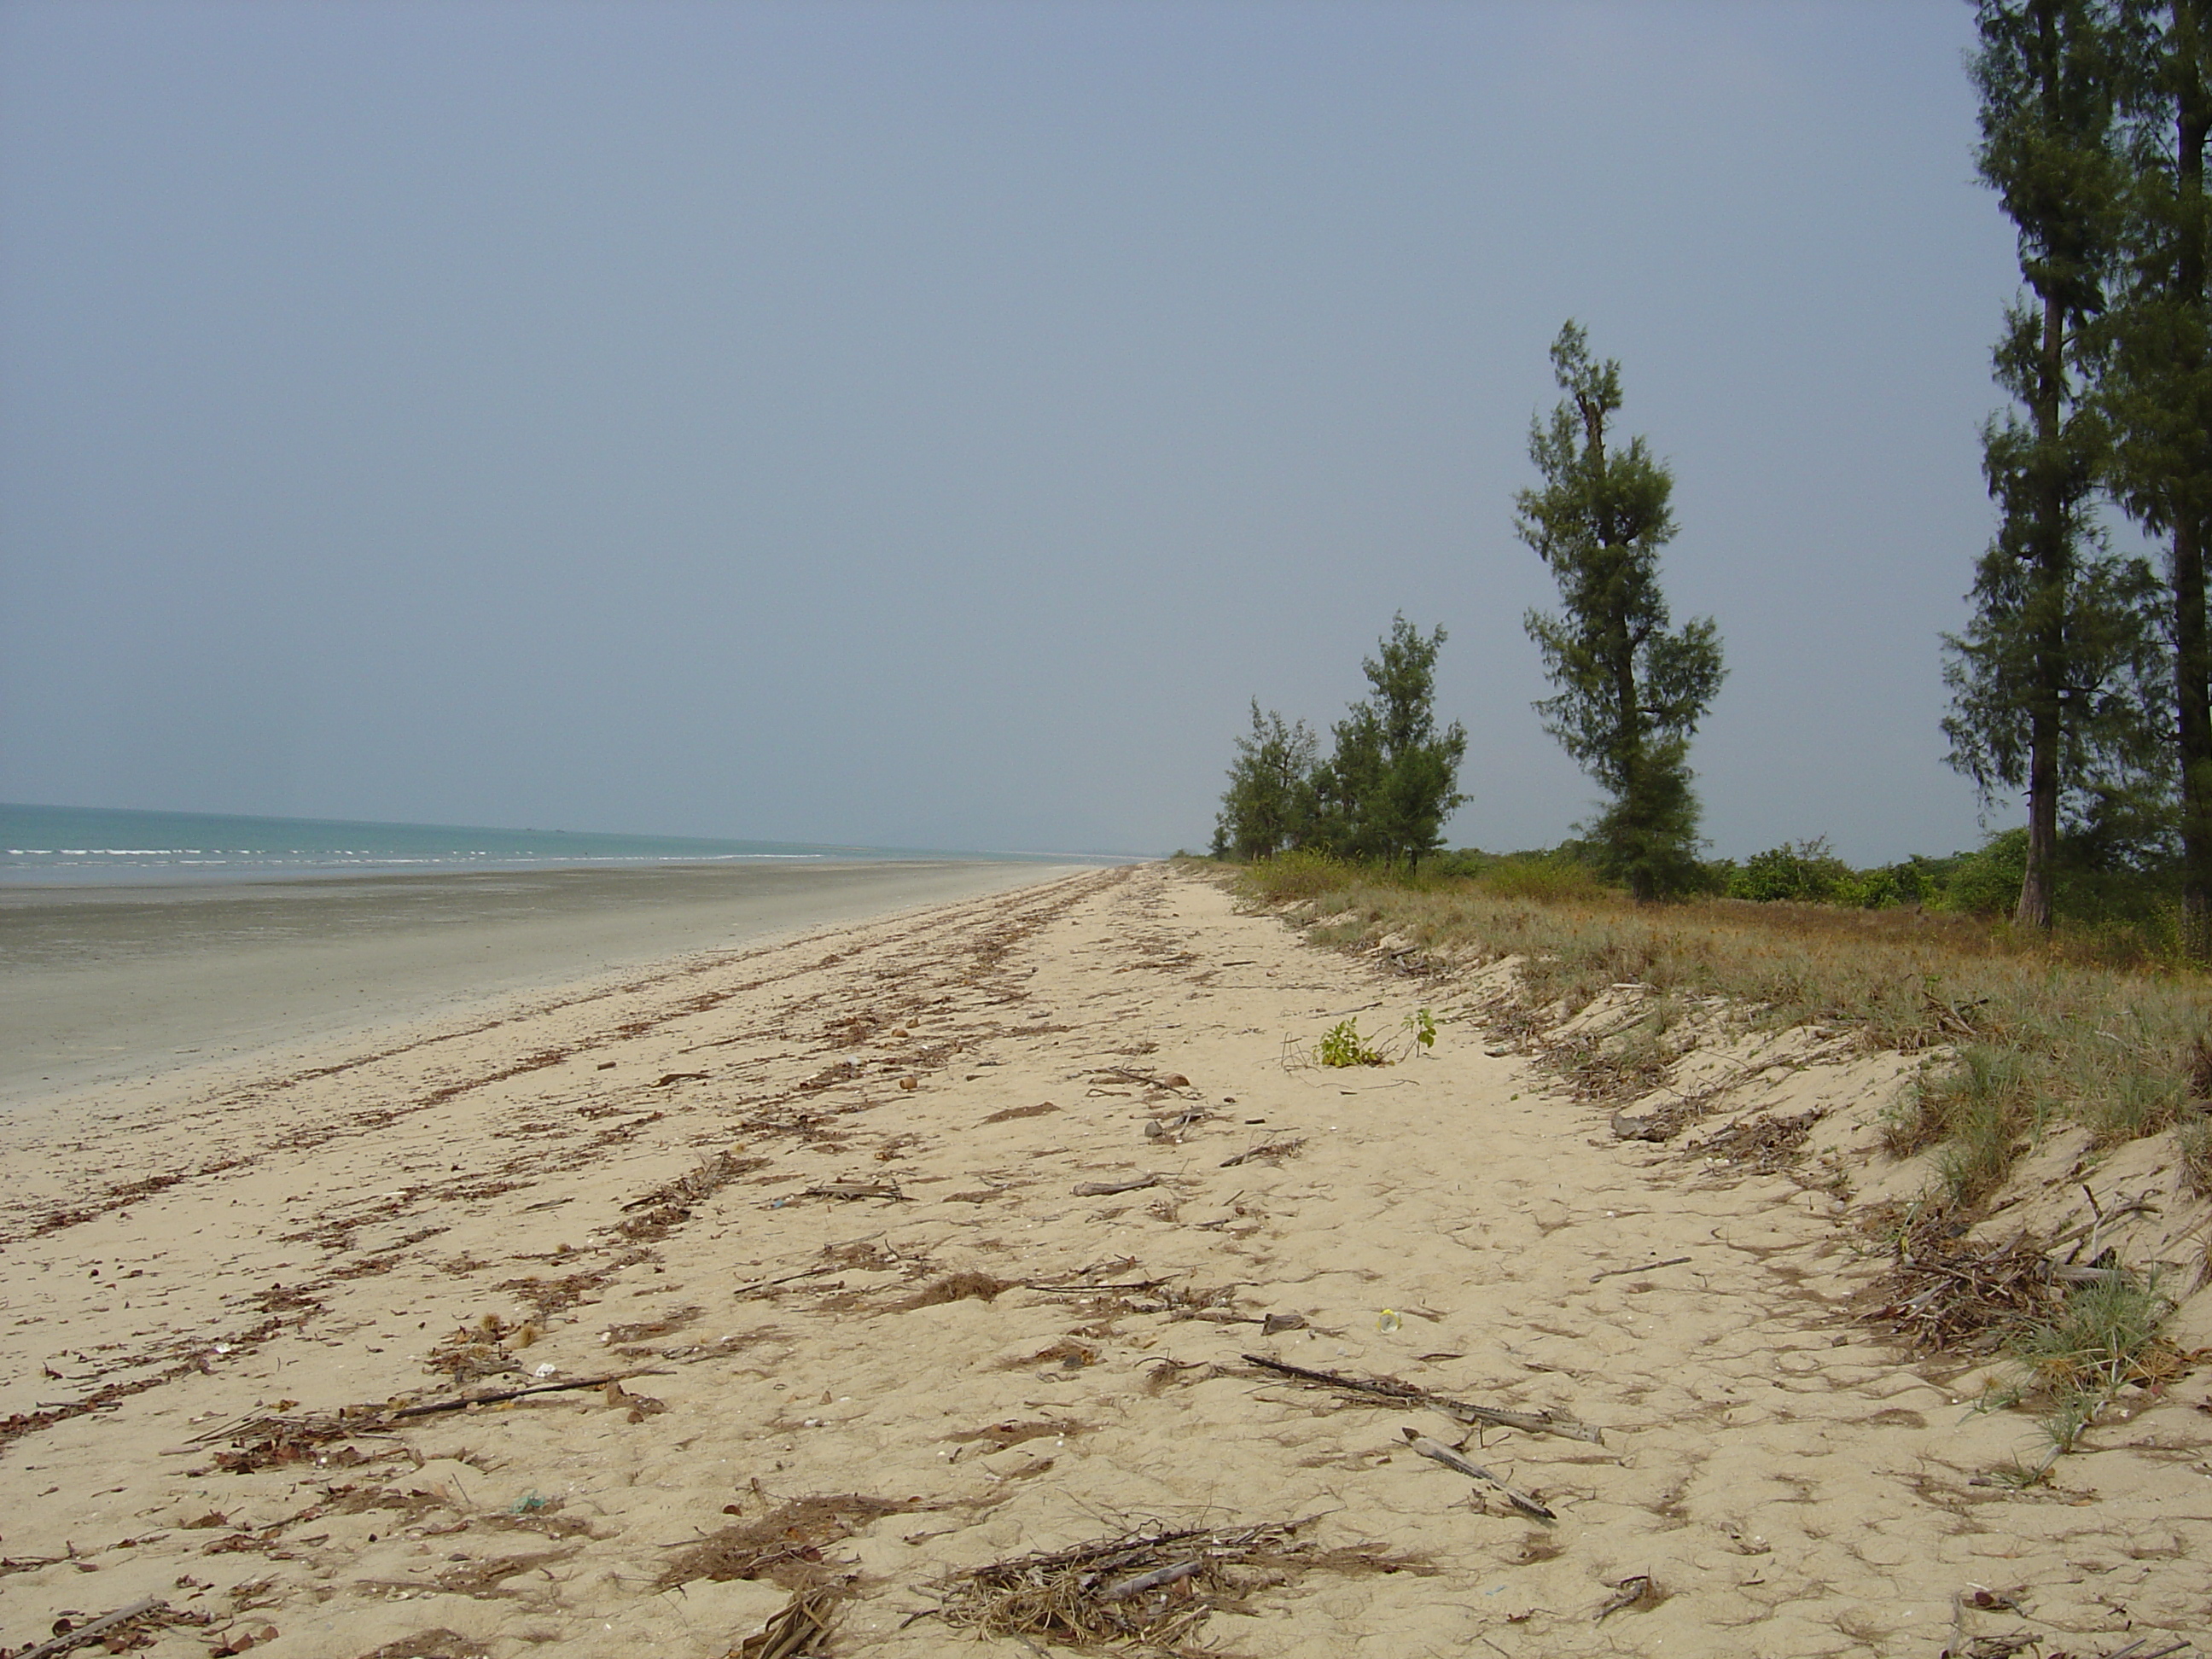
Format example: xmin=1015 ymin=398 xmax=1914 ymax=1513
xmin=1944 ymin=0 xmax=2168 ymax=928
xmin=1516 ymin=322 xmax=1724 ymax=901
xmin=2104 ymin=0 xmax=2212 ymax=952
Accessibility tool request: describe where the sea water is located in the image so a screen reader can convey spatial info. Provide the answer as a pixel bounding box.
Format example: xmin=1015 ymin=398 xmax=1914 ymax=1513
xmin=0 ymin=802 xmax=959 ymax=886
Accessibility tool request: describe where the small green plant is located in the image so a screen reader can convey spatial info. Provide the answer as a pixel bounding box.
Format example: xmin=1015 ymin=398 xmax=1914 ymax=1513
xmin=1976 ymin=1454 xmax=2053 ymax=1489
xmin=1315 ymin=1018 xmax=1386 ymax=1068
xmin=1404 ymin=1008 xmax=1438 ymax=1052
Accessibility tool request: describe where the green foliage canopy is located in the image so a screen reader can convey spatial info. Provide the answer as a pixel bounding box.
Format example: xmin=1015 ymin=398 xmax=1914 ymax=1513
xmin=1516 ymin=321 xmax=1725 ymax=900
xmin=1214 ymin=701 xmax=1318 ymax=860
xmin=1313 ymin=615 xmax=1469 ymax=871
xmin=1944 ymin=0 xmax=2174 ymax=927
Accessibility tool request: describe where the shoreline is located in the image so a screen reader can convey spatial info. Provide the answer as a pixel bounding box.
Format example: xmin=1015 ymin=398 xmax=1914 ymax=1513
xmin=0 ymin=864 xmax=2204 ymax=1657
xmin=0 ymin=859 xmax=1090 ymax=1112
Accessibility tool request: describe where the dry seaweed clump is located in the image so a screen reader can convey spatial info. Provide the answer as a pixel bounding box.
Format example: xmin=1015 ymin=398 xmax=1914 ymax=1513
xmin=656 ymin=1493 xmax=922 ymax=1591
xmin=928 ymin=1520 xmax=1429 ymax=1656
xmin=896 ymin=1271 xmax=1014 ymax=1309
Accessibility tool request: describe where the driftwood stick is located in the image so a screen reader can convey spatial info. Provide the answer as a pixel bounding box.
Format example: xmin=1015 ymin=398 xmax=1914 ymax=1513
xmin=1243 ymin=1353 xmax=1604 ymax=1444
xmin=2052 ymin=1191 xmax=2160 ymax=1256
xmin=1589 ymin=1255 xmax=1692 ymax=1283
xmin=802 ymin=1181 xmax=907 ymax=1202
xmin=1400 ymin=1429 xmax=1556 ymax=1521
xmin=14 ymin=1598 xmax=166 ymax=1659
xmin=1072 ymin=1174 xmax=1162 ymax=1196
xmin=1096 ymin=1558 xmax=1203 ymax=1601
xmin=735 ymin=1263 xmax=848 ymax=1296
xmin=387 ymin=1369 xmax=672 ymax=1420
xmin=1022 ymin=1278 xmax=1173 ymax=1294
xmin=1219 ymin=1138 xmax=1307 ymax=1168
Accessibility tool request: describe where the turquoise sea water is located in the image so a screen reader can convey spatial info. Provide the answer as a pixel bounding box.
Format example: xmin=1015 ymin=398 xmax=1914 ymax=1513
xmin=0 ymin=802 xmax=991 ymax=886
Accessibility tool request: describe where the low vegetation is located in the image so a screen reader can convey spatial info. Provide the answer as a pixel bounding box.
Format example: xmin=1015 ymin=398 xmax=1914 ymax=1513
xmin=1212 ymin=847 xmax=2212 ymax=1214
xmin=1212 ymin=843 xmax=2210 ymax=1475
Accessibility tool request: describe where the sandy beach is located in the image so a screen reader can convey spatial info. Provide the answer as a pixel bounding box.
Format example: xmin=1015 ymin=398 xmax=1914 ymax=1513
xmin=2 ymin=863 xmax=2207 ymax=1659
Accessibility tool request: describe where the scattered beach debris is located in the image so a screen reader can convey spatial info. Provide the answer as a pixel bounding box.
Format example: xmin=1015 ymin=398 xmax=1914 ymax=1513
xmin=659 ymin=1493 xmax=923 ymax=1592
xmin=982 ymin=1101 xmax=1059 ymax=1123
xmin=189 ymin=1370 xmax=672 ymax=1472
xmin=1243 ymin=1353 xmax=1604 ymax=1444
xmin=1865 ymin=1214 xmax=2067 ymax=1355
xmin=1589 ymin=1255 xmax=1692 ymax=1283
xmin=1398 ymin=1429 xmax=1556 ymax=1521
xmin=7 ymin=1597 xmax=169 ymax=1659
xmin=798 ymin=1180 xmax=907 ymax=1202
xmin=1593 ymin=1573 xmax=1661 ymax=1622
xmin=1219 ymin=1138 xmax=1307 ymax=1168
xmin=1685 ymin=1107 xmax=1826 ymax=1172
xmin=729 ymin=1587 xmax=839 ymax=1658
xmin=923 ymin=1519 xmax=1427 ymax=1655
xmin=1072 ymin=1174 xmax=1162 ymax=1196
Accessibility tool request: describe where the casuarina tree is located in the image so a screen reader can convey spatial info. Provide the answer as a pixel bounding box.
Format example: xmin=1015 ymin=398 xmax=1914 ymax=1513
xmin=2103 ymin=0 xmax=2212 ymax=951
xmin=1313 ymin=615 xmax=1468 ymax=871
xmin=1944 ymin=0 xmax=2169 ymax=931
xmin=1213 ymin=701 xmax=1318 ymax=860
xmin=1516 ymin=322 xmax=1725 ymax=900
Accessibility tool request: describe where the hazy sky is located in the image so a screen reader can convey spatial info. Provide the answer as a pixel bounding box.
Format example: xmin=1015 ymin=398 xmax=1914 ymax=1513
xmin=2 ymin=1 xmax=2026 ymax=860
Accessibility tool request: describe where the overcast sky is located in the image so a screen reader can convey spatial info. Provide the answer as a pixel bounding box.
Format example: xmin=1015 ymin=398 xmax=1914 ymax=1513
xmin=1 ymin=1 xmax=2025 ymax=861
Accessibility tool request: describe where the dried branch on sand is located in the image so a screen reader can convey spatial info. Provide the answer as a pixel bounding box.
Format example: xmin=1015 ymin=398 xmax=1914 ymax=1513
xmin=1243 ymin=1353 xmax=1604 ymax=1444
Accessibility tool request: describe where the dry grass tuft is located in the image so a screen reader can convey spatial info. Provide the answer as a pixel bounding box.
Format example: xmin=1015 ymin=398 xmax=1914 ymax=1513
xmin=2179 ymin=1114 xmax=2212 ymax=1199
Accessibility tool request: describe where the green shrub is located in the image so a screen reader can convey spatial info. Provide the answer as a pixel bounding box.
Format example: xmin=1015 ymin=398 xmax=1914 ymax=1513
xmin=1476 ymin=856 xmax=1604 ymax=902
xmin=1315 ymin=1018 xmax=1386 ymax=1068
xmin=1236 ymin=849 xmax=1357 ymax=905
xmin=1940 ymin=829 xmax=2030 ymax=917
xmin=1730 ymin=837 xmax=1858 ymax=904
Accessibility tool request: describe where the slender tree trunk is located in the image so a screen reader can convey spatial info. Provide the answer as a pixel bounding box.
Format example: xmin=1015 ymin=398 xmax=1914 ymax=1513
xmin=2180 ymin=516 xmax=2212 ymax=955
xmin=2017 ymin=288 xmax=2067 ymax=930
xmin=2174 ymin=22 xmax=2212 ymax=958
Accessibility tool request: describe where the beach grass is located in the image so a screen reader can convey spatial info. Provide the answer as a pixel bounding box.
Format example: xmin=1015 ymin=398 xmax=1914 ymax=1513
xmin=1201 ymin=852 xmax=2212 ymax=1199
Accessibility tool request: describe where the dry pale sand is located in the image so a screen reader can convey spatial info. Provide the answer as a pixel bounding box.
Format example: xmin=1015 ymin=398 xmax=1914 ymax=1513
xmin=2 ymin=863 xmax=2207 ymax=1659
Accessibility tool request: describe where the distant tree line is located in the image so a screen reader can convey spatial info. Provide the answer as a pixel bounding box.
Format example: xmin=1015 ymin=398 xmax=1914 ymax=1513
xmin=1214 ymin=616 xmax=1468 ymax=871
xmin=1218 ymin=0 xmax=2212 ymax=954
xmin=1217 ymin=322 xmax=1726 ymax=899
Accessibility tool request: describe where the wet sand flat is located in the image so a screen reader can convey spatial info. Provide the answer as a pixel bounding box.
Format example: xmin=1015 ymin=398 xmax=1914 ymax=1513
xmin=0 ymin=860 xmax=1082 ymax=1109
